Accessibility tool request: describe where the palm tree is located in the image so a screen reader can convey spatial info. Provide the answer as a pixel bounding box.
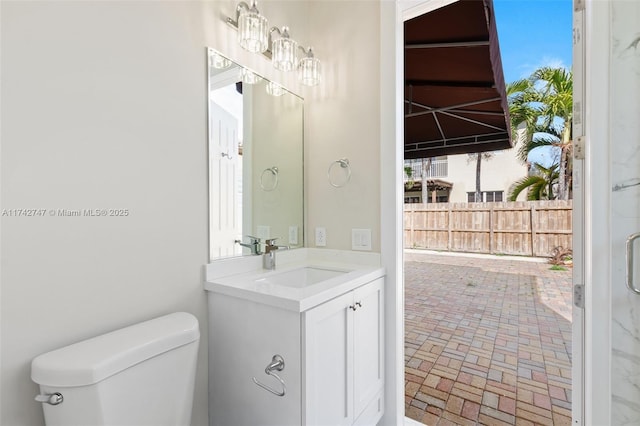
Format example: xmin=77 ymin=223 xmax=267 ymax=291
xmin=507 ymin=67 xmax=573 ymax=199
xmin=421 ymin=157 xmax=432 ymax=203
xmin=508 ymin=162 xmax=559 ymax=201
xmin=467 ymin=152 xmax=494 ymax=202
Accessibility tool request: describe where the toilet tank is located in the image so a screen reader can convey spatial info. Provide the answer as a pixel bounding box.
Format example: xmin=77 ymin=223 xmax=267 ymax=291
xmin=31 ymin=312 xmax=200 ymax=426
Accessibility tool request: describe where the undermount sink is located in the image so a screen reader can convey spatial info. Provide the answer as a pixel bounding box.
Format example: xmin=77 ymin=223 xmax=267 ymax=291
xmin=255 ymin=266 xmax=348 ymax=288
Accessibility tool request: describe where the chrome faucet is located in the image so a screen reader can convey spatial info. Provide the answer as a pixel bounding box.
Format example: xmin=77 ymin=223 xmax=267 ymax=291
xmin=235 ymin=235 xmax=262 ymax=255
xmin=263 ymin=238 xmax=290 ymax=270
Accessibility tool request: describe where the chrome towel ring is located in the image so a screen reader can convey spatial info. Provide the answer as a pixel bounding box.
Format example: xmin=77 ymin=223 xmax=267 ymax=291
xmin=260 ymin=166 xmax=279 ymax=191
xmin=328 ymin=158 xmax=351 ymax=188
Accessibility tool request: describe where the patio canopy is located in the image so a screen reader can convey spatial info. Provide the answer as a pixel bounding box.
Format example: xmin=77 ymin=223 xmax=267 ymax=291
xmin=404 ymin=0 xmax=512 ymax=159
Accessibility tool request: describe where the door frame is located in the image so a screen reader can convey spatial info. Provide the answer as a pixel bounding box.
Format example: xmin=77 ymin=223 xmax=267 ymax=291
xmin=579 ymin=1 xmax=611 ymax=424
xmin=380 ymin=0 xmax=606 ymax=424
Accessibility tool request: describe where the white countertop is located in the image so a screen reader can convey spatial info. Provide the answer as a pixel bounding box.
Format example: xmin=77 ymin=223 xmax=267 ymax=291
xmin=204 ymin=249 xmax=385 ymax=312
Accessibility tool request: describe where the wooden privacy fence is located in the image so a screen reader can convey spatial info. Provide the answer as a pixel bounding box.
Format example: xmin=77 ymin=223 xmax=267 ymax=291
xmin=404 ymin=200 xmax=572 ymax=257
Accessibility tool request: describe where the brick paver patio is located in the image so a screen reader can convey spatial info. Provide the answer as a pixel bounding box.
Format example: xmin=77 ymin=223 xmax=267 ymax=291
xmin=404 ymin=250 xmax=573 ymax=426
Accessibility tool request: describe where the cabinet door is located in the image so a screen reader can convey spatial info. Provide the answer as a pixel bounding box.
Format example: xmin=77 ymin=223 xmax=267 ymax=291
xmin=304 ymin=292 xmax=354 ymax=426
xmin=353 ymin=278 xmax=384 ymax=418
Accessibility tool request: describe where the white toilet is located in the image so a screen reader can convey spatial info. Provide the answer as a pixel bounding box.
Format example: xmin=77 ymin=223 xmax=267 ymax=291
xmin=31 ymin=312 xmax=200 ymax=426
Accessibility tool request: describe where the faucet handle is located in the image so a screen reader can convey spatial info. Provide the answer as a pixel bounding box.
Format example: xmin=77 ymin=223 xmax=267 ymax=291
xmin=246 ymin=235 xmax=262 ymax=243
xmin=264 ymin=238 xmax=282 ymax=254
xmin=265 ymin=238 xmax=279 ymax=246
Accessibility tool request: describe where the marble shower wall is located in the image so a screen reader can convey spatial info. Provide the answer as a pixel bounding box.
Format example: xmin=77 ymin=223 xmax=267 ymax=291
xmin=610 ymin=0 xmax=640 ymax=424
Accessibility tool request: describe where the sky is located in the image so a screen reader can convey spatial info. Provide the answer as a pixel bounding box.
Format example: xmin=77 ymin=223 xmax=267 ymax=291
xmin=493 ymin=0 xmax=573 ymax=166
xmin=494 ymin=0 xmax=573 ymax=83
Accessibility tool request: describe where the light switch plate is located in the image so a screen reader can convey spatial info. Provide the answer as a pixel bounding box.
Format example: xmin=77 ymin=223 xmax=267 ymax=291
xmin=288 ymin=226 xmax=298 ymax=245
xmin=352 ymin=228 xmax=372 ymax=251
xmin=315 ymin=227 xmax=327 ymax=247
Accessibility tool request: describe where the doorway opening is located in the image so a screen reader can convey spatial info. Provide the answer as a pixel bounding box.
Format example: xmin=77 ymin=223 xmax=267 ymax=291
xmin=400 ymin=1 xmax=575 ymax=424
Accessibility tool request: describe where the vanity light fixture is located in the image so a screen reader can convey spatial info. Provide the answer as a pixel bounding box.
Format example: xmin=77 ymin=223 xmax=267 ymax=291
xmin=225 ymin=3 xmax=322 ymax=86
xmin=210 ymin=51 xmax=232 ymax=69
xmin=235 ymin=1 xmax=269 ymax=53
xmin=270 ymin=27 xmax=297 ymax=72
xmin=298 ymin=47 xmax=321 ymax=86
xmin=241 ymin=68 xmax=263 ymax=85
xmin=266 ymin=81 xmax=286 ymax=96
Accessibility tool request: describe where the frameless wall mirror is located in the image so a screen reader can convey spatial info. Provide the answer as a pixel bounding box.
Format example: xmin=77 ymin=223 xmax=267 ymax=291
xmin=207 ymin=48 xmax=304 ymax=260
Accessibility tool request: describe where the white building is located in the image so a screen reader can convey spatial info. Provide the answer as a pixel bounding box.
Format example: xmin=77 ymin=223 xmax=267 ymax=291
xmin=404 ymin=148 xmax=528 ymax=203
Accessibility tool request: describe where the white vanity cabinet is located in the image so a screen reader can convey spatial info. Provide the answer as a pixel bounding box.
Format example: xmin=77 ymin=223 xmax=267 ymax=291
xmin=206 ymin=269 xmax=384 ymax=426
xmin=304 ymin=278 xmax=384 ymax=426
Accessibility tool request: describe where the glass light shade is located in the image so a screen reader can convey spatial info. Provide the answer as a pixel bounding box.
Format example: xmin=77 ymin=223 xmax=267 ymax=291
xmin=266 ymin=81 xmax=286 ymax=96
xmin=241 ymin=68 xmax=262 ymax=85
xmin=298 ymin=52 xmax=321 ymax=86
xmin=210 ymin=52 xmax=231 ymax=69
xmin=271 ymin=27 xmax=298 ymax=72
xmin=237 ymin=4 xmax=268 ymax=53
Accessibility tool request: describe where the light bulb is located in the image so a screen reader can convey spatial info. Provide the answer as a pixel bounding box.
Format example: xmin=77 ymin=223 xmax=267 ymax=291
xmin=237 ymin=1 xmax=268 ymax=53
xmin=298 ymin=48 xmax=321 ymax=86
xmin=210 ymin=51 xmax=231 ymax=69
xmin=242 ymin=68 xmax=262 ymax=85
xmin=272 ymin=27 xmax=298 ymax=72
xmin=266 ymin=81 xmax=286 ymax=96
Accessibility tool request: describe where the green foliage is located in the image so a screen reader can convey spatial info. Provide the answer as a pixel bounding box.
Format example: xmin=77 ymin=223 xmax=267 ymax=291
xmin=404 ymin=166 xmax=413 ymax=178
xmin=508 ymin=163 xmax=559 ymax=201
xmin=549 ymin=265 xmax=568 ymax=271
xmin=507 ymin=66 xmax=574 ymax=200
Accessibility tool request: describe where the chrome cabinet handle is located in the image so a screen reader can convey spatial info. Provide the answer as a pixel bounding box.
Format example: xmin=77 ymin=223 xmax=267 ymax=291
xmin=252 ymin=355 xmax=286 ymax=397
xmin=349 ymin=301 xmax=363 ymax=311
xmin=626 ymin=233 xmax=640 ymax=294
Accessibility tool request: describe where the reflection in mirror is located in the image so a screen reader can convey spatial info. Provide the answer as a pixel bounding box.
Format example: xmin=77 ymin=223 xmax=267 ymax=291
xmin=208 ymin=48 xmax=304 ymax=260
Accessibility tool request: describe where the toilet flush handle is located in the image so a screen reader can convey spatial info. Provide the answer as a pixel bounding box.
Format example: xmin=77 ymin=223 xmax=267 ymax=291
xmin=35 ymin=392 xmax=63 ymax=405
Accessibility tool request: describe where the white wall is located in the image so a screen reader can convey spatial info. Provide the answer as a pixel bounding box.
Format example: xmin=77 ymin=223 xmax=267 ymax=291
xmin=304 ymin=1 xmax=381 ymax=252
xmin=0 ymin=2 xmax=213 ymax=424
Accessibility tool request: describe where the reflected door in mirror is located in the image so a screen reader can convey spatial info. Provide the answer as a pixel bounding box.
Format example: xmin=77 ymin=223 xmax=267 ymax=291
xmin=209 ymin=102 xmax=242 ymax=258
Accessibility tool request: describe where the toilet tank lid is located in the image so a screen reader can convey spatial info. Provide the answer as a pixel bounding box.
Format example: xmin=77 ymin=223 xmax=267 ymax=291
xmin=31 ymin=312 xmax=200 ymax=387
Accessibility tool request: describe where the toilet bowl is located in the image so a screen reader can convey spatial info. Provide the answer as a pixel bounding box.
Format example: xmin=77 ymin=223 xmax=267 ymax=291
xmin=31 ymin=312 xmax=200 ymax=426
